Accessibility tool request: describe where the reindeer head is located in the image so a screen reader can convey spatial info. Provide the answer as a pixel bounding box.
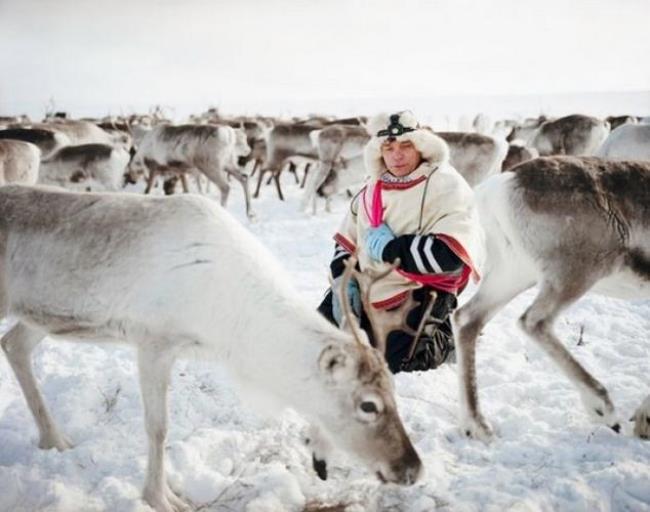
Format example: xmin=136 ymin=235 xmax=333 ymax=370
xmin=315 ymin=339 xmax=422 ymax=485
xmin=312 ymin=256 xmax=422 ymax=485
xmin=123 ymin=149 xmax=146 ymax=187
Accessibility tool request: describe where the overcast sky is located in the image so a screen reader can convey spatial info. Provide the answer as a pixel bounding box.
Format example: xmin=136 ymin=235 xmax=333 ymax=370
xmin=1 ymin=0 xmax=649 ymax=119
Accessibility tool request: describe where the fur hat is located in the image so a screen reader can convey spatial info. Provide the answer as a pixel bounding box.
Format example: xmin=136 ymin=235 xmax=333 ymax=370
xmin=364 ymin=111 xmax=449 ymax=178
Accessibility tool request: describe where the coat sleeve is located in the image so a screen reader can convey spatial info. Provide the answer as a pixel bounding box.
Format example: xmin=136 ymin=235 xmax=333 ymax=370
xmin=381 ymin=234 xmax=464 ymax=275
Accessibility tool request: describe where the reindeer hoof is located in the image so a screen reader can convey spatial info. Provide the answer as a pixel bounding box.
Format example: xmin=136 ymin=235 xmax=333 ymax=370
xmin=581 ymin=392 xmax=619 ymax=430
xmin=312 ymin=453 xmax=328 ymax=481
xmin=633 ymin=395 xmax=650 ymax=440
xmin=144 ymin=483 xmax=191 ymax=512
xmin=461 ymin=417 xmax=494 ymax=441
xmin=39 ymin=432 xmax=73 ymax=451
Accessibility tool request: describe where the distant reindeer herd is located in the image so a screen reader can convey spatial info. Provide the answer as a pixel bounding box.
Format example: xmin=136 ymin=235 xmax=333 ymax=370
xmin=0 ymin=106 xmax=648 ymax=511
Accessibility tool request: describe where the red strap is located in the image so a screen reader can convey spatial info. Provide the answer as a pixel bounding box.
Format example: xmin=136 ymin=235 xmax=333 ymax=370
xmin=362 ymin=180 xmax=383 ymax=228
xmin=396 ymin=265 xmax=471 ymax=294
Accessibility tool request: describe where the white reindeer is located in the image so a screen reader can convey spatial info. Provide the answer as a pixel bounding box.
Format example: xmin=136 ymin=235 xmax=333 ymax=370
xmin=0 ymin=127 xmax=71 ymax=159
xmin=33 ymin=119 xmax=128 ymax=149
xmin=131 ymin=124 xmax=255 ymax=219
xmin=436 ymin=131 xmax=509 ymax=187
xmin=38 ymin=143 xmax=130 ymax=192
xmin=452 ymin=156 xmax=650 ymax=440
xmin=596 ymin=123 xmax=650 ymax=161
xmin=0 ymin=140 xmax=40 ymax=185
xmin=301 ymin=124 xmax=369 ymax=214
xmin=530 ymin=115 xmax=610 ymax=156
xmin=0 ymin=185 xmax=422 ymax=512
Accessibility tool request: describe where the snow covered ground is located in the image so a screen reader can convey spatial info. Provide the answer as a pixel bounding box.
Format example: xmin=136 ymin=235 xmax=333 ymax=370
xmin=0 ymin=175 xmax=648 ymax=512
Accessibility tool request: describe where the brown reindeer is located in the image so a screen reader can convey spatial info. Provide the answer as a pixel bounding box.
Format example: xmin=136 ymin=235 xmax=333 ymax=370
xmin=453 ymin=156 xmax=650 ymax=440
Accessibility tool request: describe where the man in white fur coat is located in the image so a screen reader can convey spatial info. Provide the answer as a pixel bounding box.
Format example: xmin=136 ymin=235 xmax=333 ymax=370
xmin=318 ymin=111 xmax=484 ymax=373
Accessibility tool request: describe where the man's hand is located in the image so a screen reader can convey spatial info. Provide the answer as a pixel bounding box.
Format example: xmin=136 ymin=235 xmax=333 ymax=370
xmin=331 ymin=277 xmax=361 ymax=325
xmin=365 ymin=222 xmax=395 ymax=262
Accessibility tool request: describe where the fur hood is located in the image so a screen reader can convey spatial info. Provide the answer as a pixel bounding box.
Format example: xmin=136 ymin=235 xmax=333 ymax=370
xmin=364 ymin=111 xmax=450 ymax=179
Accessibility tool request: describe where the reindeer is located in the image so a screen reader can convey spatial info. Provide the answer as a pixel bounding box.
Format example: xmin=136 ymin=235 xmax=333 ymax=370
xmin=531 ymin=114 xmax=610 ymax=156
xmin=131 ymin=124 xmax=255 ymax=219
xmin=436 ymin=132 xmax=508 ymax=187
xmin=303 ymin=126 xmax=508 ymax=214
xmin=606 ymin=115 xmax=639 ymax=132
xmin=506 ymin=115 xmax=549 ymax=145
xmin=596 ymin=123 xmax=650 ymax=161
xmin=501 ymin=142 xmax=539 ymax=172
xmin=301 ymin=124 xmax=370 ymax=213
xmin=38 ymin=143 xmax=130 ymax=192
xmin=452 ymin=156 xmax=650 ymax=440
xmin=0 ymin=128 xmax=71 ymax=159
xmin=32 ymin=119 xmax=126 ymax=148
xmin=0 ymin=140 xmax=40 ymax=185
xmin=0 ymin=185 xmax=422 ymax=511
xmin=0 ymin=114 xmax=30 ymax=130
xmin=221 ymin=118 xmax=273 ymax=175
xmin=256 ymin=123 xmax=320 ymax=200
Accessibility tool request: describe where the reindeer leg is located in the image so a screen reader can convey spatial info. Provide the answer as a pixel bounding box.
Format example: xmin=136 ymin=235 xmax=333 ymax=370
xmin=201 ymin=166 xmax=230 ymax=208
xmin=300 ymin=164 xmax=310 ymax=188
xmin=249 ymin=159 xmax=260 ymax=179
xmin=226 ymin=168 xmax=256 ymax=221
xmin=193 ymin=174 xmax=203 ymax=194
xmin=453 ymin=272 xmax=533 ymax=440
xmin=273 ymin=171 xmax=285 ymax=201
xmin=633 ymin=395 xmax=650 ymax=440
xmin=179 ymin=174 xmax=189 ymax=194
xmin=293 ymin=162 xmax=305 ymax=184
xmin=519 ymin=278 xmax=620 ymax=432
xmin=254 ymin=168 xmax=267 ymax=198
xmin=138 ymin=346 xmax=189 ymax=512
xmin=144 ymin=163 xmax=158 ymax=194
xmin=1 ymin=322 xmax=72 ymax=451
xmin=285 ymin=161 xmax=296 ymax=184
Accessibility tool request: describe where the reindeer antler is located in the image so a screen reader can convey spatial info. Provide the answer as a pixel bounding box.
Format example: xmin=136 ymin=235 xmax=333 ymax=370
xmin=338 ymin=256 xmax=436 ymax=358
xmin=339 ymin=255 xmax=368 ymax=346
xmin=353 ymin=260 xmax=420 ymax=356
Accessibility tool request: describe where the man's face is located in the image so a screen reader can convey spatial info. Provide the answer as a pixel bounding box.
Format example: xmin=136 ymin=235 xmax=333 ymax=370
xmin=380 ymin=140 xmax=422 ymax=177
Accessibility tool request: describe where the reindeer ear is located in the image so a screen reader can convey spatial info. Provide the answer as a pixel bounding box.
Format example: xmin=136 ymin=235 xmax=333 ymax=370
xmin=319 ymin=344 xmax=356 ymax=384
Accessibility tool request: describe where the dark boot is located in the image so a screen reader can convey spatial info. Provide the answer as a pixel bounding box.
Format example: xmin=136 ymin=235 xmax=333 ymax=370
xmin=386 ymin=288 xmax=457 ymax=373
xmin=317 ymin=289 xmax=337 ymax=326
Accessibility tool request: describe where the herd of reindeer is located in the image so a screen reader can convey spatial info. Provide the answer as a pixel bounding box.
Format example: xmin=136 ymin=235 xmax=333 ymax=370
xmin=0 ymin=108 xmax=648 ymax=512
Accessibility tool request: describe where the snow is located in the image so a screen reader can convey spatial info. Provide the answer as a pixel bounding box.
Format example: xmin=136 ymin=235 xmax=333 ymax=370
xmin=0 ymin=176 xmax=649 ymax=512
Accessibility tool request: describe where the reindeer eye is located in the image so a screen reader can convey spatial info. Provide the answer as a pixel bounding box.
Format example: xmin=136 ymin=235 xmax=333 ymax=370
xmin=360 ymin=401 xmax=378 ymax=414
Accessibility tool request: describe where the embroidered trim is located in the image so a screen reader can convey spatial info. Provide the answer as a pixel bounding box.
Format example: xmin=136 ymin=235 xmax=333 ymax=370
xmin=380 ymin=175 xmax=427 ymax=190
xmin=436 ymin=234 xmax=481 ymax=281
xmin=333 ymin=233 xmax=356 ymax=254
